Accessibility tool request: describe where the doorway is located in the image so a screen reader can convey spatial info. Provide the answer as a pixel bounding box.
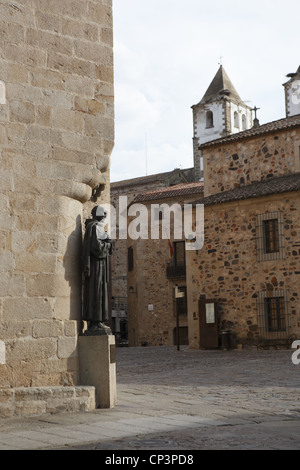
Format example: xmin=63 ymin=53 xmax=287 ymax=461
xmin=199 ymin=295 xmax=219 ymax=349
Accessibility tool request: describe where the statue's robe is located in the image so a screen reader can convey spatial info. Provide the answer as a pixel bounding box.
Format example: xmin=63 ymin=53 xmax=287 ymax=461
xmin=82 ymin=220 xmax=113 ymax=323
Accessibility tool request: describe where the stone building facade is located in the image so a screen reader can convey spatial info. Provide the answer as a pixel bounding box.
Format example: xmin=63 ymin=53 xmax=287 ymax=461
xmin=202 ymin=115 xmax=300 ymax=197
xmin=187 ymin=117 xmax=300 ymax=349
xmin=110 ymin=168 xmax=194 ymax=342
xmin=0 ymin=0 xmax=114 ymax=416
xmin=126 ymin=182 xmax=204 ymax=347
xmin=192 ymin=65 xmax=253 ymax=181
xmin=119 ymin=64 xmax=300 ymax=351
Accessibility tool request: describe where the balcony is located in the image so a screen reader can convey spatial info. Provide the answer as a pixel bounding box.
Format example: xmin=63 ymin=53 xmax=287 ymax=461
xmin=166 ymin=264 xmax=186 ymax=279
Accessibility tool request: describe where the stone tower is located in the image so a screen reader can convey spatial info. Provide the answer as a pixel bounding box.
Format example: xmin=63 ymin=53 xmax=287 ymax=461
xmin=0 ymin=0 xmax=114 ymax=416
xmin=283 ymin=65 xmax=300 ymax=117
xmin=192 ymin=65 xmax=252 ymax=180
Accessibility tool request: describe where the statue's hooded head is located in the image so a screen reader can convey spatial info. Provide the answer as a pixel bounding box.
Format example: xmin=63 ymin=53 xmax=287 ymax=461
xmin=92 ymin=205 xmax=107 ymax=221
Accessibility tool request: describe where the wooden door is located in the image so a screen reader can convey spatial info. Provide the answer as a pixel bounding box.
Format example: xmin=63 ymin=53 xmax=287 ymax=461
xmin=199 ymin=296 xmax=218 ymax=349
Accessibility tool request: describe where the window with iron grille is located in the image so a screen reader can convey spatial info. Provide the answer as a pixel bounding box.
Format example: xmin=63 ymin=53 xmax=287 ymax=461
xmin=263 ymin=219 xmax=279 ymax=254
xmin=257 ymin=290 xmax=289 ymax=340
xmin=256 ymin=212 xmax=284 ymax=261
xmin=264 ymin=296 xmax=286 ymax=332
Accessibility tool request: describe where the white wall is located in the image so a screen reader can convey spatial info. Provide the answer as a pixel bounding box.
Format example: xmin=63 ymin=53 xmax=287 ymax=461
xmin=229 ymin=102 xmax=252 ymax=134
xmin=194 ymin=102 xmax=224 ymax=145
xmin=286 ymin=80 xmax=300 ymax=117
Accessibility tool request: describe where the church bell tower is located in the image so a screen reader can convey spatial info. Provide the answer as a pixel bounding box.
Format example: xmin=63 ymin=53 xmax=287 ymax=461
xmin=192 ymin=65 xmax=252 ymax=180
xmin=283 ymin=65 xmax=300 ymax=117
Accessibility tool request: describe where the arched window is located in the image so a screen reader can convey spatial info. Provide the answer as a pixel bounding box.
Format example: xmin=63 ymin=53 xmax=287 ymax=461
xmin=234 ymin=111 xmax=239 ymax=129
xmin=242 ymin=114 xmax=246 ymax=130
xmin=206 ymin=110 xmax=214 ymax=128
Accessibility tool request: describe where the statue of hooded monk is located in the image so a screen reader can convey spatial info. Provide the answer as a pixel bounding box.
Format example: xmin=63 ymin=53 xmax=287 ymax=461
xmin=82 ymin=206 xmax=113 ymax=335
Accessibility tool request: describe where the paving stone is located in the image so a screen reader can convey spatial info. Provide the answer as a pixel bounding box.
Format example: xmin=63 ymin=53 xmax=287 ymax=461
xmin=0 ymin=347 xmax=299 ymax=450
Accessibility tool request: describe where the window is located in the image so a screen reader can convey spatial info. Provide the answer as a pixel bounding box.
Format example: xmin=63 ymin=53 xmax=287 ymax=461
xmin=206 ymin=110 xmax=214 ymax=128
xmin=166 ymin=241 xmax=186 ymax=278
xmin=263 ymin=219 xmax=279 ymax=254
xmin=265 ymin=296 xmax=286 ymax=332
xmin=174 ymin=241 xmax=185 ymax=267
xmin=128 ymin=246 xmax=134 ymax=272
xmin=256 ymin=212 xmax=284 ymax=261
xmin=257 ymin=290 xmax=289 ymax=340
xmin=234 ymin=111 xmax=239 ymax=128
xmin=242 ymin=114 xmax=246 ymax=130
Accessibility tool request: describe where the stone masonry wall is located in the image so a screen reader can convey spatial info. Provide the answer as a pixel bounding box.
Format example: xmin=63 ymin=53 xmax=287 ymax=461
xmin=127 ymin=190 xmax=203 ymax=347
xmin=110 ymin=169 xmax=194 ymax=302
xmin=203 ymin=128 xmax=300 ymax=197
xmin=128 ymin=236 xmax=181 ymax=347
xmin=187 ymin=193 xmax=300 ymax=349
xmin=0 ymin=0 xmax=114 ymax=391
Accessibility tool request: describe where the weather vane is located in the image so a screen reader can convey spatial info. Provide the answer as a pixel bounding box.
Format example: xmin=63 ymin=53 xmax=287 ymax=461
xmin=218 ymin=56 xmax=223 ymax=66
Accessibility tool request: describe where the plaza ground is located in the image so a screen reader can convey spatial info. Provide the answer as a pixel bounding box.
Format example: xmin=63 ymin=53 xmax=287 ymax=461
xmin=0 ymin=346 xmax=299 ymax=450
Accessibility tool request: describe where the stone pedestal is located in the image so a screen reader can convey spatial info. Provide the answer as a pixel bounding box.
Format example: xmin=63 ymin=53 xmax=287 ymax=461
xmin=79 ymin=334 xmax=117 ymax=409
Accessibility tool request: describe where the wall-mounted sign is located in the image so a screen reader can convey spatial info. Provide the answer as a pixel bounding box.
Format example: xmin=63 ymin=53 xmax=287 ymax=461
xmin=205 ymin=303 xmax=215 ymax=324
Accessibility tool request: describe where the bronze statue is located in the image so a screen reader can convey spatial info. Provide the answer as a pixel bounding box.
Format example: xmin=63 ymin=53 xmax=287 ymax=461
xmin=82 ymin=206 xmax=113 ymax=335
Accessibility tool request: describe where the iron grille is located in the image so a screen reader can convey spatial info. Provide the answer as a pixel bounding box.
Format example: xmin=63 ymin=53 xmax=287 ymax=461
xmin=256 ymin=212 xmax=285 ymax=262
xmin=257 ymin=290 xmax=290 ymax=340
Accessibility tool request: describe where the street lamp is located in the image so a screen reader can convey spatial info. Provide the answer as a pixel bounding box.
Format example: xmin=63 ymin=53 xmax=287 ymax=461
xmin=175 ymin=285 xmax=185 ymax=352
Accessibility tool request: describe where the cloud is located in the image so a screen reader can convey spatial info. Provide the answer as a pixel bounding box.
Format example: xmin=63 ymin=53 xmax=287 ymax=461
xmin=111 ymin=0 xmax=300 ymax=182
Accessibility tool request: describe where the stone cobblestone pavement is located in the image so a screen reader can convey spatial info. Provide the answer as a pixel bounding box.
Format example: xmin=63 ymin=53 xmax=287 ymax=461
xmin=0 ymin=346 xmax=299 ymax=450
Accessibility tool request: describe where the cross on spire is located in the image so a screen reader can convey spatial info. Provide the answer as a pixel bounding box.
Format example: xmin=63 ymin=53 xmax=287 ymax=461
xmin=252 ymin=106 xmax=260 ymax=119
xmin=251 ymin=106 xmax=260 ymax=128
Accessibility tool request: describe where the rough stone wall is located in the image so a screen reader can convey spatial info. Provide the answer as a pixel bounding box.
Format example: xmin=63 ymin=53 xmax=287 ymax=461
xmin=128 ymin=236 xmax=180 ymax=347
xmin=0 ymin=0 xmax=114 ymax=389
xmin=203 ymin=128 xmax=300 ymax=197
xmin=127 ymin=191 xmax=203 ymax=347
xmin=110 ymin=169 xmax=194 ymax=301
xmin=187 ymin=193 xmax=300 ymax=349
xmin=111 ymin=182 xmax=147 ymax=301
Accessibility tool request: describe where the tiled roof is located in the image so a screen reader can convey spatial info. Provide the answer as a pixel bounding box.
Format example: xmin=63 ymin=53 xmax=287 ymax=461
xmin=194 ymin=173 xmax=300 ymax=207
xmin=200 ymin=114 xmax=300 ymax=149
xmin=134 ymin=182 xmax=204 ymax=202
xmin=195 ymin=65 xmax=243 ymax=106
xmin=111 ymin=168 xmax=193 ymax=188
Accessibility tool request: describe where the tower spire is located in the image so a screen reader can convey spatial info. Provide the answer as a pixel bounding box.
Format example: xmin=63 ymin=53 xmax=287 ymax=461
xmin=192 ymin=66 xmax=253 ymax=180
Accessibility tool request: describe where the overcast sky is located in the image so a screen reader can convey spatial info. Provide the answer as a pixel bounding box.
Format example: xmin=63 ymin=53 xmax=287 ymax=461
xmin=110 ymin=0 xmax=300 ymax=182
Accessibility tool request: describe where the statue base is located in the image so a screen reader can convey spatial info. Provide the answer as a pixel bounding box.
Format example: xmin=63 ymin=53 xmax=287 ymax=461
xmin=79 ymin=334 xmax=117 ymax=409
xmin=81 ymin=328 xmax=112 ymax=337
